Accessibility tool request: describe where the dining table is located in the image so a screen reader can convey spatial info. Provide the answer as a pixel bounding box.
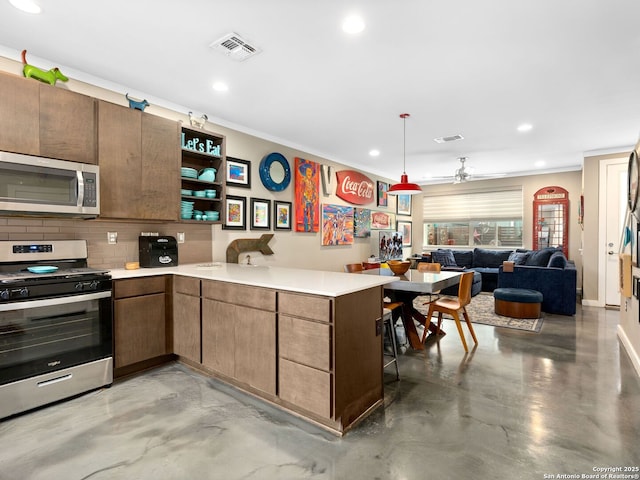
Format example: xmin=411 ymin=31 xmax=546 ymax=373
xmin=365 ymin=268 xmax=463 ymax=350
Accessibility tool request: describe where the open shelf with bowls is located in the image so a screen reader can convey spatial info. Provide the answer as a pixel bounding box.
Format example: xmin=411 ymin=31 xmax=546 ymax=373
xmin=180 ymin=126 xmax=225 ymax=223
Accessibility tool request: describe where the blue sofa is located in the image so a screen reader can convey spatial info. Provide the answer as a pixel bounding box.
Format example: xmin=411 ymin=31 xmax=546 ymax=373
xmin=429 ymin=247 xmax=512 ymax=293
xmin=497 ymin=250 xmax=577 ymax=316
xmin=425 ymin=247 xmax=577 ymax=315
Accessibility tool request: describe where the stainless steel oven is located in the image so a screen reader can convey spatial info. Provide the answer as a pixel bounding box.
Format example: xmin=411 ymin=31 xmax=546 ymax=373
xmin=0 ymin=240 xmax=112 ymax=419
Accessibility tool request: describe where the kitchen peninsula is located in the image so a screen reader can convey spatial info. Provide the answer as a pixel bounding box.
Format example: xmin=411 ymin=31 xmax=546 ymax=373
xmin=110 ymin=263 xmax=396 ymax=435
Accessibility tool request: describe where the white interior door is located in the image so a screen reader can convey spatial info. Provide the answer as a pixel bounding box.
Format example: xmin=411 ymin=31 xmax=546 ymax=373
xmin=605 ymin=161 xmax=628 ymax=306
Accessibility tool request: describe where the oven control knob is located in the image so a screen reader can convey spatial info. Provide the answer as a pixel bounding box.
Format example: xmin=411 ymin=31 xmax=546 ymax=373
xmin=18 ymin=288 xmax=29 ymax=298
xmin=0 ymin=289 xmax=9 ymax=300
xmin=89 ymin=281 xmax=99 ymax=290
xmin=75 ymin=282 xmax=84 ymax=291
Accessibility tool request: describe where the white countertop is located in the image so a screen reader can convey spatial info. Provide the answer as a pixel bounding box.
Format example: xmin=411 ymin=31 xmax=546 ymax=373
xmin=108 ymin=263 xmax=397 ymax=297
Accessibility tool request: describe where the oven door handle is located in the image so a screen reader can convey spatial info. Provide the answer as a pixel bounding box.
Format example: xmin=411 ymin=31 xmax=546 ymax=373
xmin=0 ymin=290 xmax=111 ymax=312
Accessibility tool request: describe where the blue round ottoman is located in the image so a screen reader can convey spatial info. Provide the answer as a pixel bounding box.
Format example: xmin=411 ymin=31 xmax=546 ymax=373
xmin=493 ymin=288 xmax=543 ymax=319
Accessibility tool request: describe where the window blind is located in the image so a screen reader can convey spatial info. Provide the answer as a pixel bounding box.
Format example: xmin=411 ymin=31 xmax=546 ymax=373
xmin=423 ymin=188 xmax=523 ymax=222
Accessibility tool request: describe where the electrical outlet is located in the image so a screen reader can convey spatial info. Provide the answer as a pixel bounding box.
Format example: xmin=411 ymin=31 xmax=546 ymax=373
xmin=177 ymin=232 xmax=185 ymax=243
xmin=107 ymin=232 xmax=118 ymax=244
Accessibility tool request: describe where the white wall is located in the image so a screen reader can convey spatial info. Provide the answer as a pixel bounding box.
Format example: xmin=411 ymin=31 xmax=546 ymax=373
xmin=0 ymin=53 xmax=413 ymax=273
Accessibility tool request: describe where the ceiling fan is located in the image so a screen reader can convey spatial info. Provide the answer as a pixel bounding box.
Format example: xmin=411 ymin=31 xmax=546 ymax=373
xmin=433 ymin=157 xmax=506 ymax=184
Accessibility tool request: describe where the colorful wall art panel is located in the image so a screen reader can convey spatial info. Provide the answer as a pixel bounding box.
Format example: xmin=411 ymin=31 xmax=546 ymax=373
xmin=321 ymin=204 xmax=354 ymax=245
xmin=371 ymin=211 xmax=394 ymax=229
xmin=354 ymin=208 xmax=371 ymax=238
xmin=294 ymin=157 xmax=320 ymax=232
xmin=378 ymin=230 xmax=403 ymax=261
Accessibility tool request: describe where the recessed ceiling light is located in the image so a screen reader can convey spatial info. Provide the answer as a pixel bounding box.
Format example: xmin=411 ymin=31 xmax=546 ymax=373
xmin=212 ymin=82 xmax=228 ymax=92
xmin=534 ymin=160 xmax=546 ymax=168
xmin=369 ymin=149 xmax=380 ymax=157
xmin=517 ymin=123 xmax=533 ymax=132
xmin=342 ymin=14 xmax=365 ymax=34
xmin=9 ymin=0 xmax=41 ymax=13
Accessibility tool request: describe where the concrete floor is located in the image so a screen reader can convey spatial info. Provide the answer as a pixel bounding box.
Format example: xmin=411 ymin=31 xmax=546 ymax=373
xmin=1 ymin=305 xmax=639 ymax=480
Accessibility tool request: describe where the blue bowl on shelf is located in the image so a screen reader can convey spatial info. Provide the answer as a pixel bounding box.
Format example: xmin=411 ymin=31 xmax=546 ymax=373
xmin=198 ymin=168 xmax=216 ymax=182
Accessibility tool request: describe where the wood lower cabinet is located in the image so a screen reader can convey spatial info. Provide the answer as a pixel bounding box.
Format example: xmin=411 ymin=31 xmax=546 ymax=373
xmin=172 ymin=276 xmax=201 ymax=364
xmin=98 ymin=100 xmax=179 ymax=220
xmin=113 ymin=276 xmax=167 ymax=369
xmin=201 ymin=280 xmax=276 ymax=396
xmin=278 ymin=288 xmax=383 ymax=432
xmin=112 ymin=274 xmax=383 ymax=434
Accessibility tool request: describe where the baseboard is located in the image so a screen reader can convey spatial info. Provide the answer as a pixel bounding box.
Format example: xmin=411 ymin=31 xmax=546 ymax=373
xmin=617 ymin=325 xmax=640 ymax=378
xmin=582 ymin=299 xmax=604 ymax=307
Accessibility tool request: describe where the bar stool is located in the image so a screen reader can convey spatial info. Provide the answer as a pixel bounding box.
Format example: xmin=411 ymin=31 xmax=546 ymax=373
xmin=382 ymin=301 xmax=402 ymax=380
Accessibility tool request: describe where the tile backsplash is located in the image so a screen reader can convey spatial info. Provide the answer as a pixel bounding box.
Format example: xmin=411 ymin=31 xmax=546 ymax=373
xmin=0 ymin=217 xmax=213 ymax=268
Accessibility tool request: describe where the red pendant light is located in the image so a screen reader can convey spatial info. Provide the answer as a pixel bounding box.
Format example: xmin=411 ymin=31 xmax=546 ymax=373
xmin=388 ymin=113 xmax=422 ymax=195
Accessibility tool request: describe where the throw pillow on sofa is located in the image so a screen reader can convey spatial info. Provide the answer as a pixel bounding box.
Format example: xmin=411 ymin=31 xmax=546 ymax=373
xmin=508 ymin=251 xmax=530 ymax=265
xmin=452 ymin=250 xmax=474 ymax=268
xmin=473 ymin=248 xmax=512 ymax=268
xmin=525 ymin=247 xmax=561 ymax=267
xmin=547 ymin=251 xmax=567 ymax=268
xmin=431 ymin=249 xmax=457 ymax=267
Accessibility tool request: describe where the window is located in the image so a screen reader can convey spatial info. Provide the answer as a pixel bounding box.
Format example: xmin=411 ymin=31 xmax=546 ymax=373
xmin=423 ymin=189 xmax=523 ymax=249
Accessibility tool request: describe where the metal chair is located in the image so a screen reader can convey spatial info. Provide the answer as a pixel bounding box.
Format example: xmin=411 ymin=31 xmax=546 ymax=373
xmin=382 ymin=301 xmax=402 ymax=380
xmin=419 ymin=271 xmax=478 ymax=352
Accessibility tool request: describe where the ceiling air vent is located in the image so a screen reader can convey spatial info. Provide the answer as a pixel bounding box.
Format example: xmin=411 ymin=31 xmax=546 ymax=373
xmin=209 ymin=33 xmax=261 ymax=61
xmin=433 ymin=134 xmax=464 ymax=144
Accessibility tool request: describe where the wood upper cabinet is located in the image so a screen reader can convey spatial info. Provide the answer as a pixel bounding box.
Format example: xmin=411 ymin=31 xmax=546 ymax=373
xmin=98 ymin=100 xmax=179 ymax=220
xmin=39 ymin=84 xmax=97 ymax=163
xmin=0 ymin=71 xmax=97 ymax=163
xmin=113 ymin=276 xmax=168 ymax=369
xmin=0 ymin=72 xmax=39 ymax=155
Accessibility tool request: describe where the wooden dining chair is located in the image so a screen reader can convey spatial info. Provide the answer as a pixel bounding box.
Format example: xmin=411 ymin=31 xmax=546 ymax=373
xmin=417 ymin=262 xmax=442 ymax=304
xmin=419 ymin=271 xmax=478 ymax=352
xmin=344 ymin=263 xmax=364 ymax=273
xmin=417 ymin=262 xmax=441 ymax=273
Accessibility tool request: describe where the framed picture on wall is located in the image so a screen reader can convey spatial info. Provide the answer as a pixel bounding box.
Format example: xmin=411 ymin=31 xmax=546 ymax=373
xmin=354 ymin=208 xmax=371 ymax=238
xmin=250 ymin=197 xmax=271 ymax=230
xmin=377 ymin=181 xmax=389 ymax=207
xmin=397 ymin=220 xmax=412 ymax=247
xmin=223 ymin=195 xmax=246 ymax=230
xmin=274 ymin=200 xmax=292 ymax=230
xmin=371 ymin=211 xmax=394 ymax=230
xmin=321 ymin=204 xmax=354 ymax=245
xmin=396 ymin=194 xmax=412 ymax=216
xmin=226 ymin=157 xmax=251 ymax=188
xmin=294 ymin=157 xmax=320 ymax=232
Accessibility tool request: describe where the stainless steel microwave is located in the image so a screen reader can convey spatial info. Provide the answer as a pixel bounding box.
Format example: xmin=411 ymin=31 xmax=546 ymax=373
xmin=0 ymin=151 xmax=99 ymax=218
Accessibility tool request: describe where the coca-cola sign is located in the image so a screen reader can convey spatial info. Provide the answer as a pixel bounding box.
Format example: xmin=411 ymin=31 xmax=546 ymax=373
xmin=335 ymin=170 xmax=375 ymax=205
